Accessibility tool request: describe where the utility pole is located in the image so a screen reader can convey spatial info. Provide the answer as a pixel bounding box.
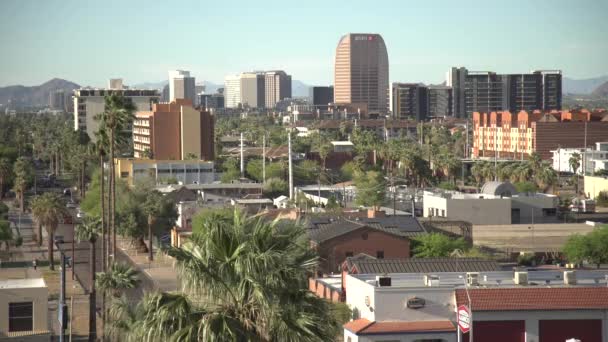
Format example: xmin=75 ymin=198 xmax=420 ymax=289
xmin=583 ymin=120 xmax=588 ymax=176
xmin=288 ymin=132 xmax=293 ymax=200
xmin=262 ymin=134 xmax=266 ymax=184
xmin=59 ymin=253 xmax=67 ymax=342
xmin=240 ymin=133 xmax=244 ymax=178
xmin=71 ymin=218 xmax=75 ymax=280
xmin=391 ymin=176 xmax=396 ymax=215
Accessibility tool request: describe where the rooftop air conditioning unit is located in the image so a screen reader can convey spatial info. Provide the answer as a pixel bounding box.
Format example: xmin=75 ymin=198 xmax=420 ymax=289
xmin=424 ymin=275 xmax=440 ymax=287
xmin=514 ymin=271 xmax=528 ymax=285
xmin=564 ymin=271 xmax=577 ymax=285
xmin=376 ymin=276 xmax=391 ymax=287
xmin=466 ymin=272 xmax=480 ymax=286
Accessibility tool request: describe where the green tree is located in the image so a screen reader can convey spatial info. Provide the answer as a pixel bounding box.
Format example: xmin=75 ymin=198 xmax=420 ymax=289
xmin=354 ymin=171 xmax=385 ymax=209
xmin=293 ymin=160 xmax=320 ymax=184
xmin=563 ymin=226 xmax=608 ymax=268
xmin=0 ymin=158 xmax=12 ymax=199
xmin=514 ymin=181 xmax=538 ymax=194
xmin=142 ymin=190 xmax=165 ymax=261
xmin=96 ymin=262 xmax=140 ymax=298
xmin=569 ymin=152 xmax=581 ymax=175
xmin=264 ymin=177 xmax=288 ymax=197
xmin=96 ymin=94 xmax=136 ymax=260
xmin=220 ymin=157 xmax=241 ymax=183
xmin=75 ymin=216 xmax=101 ymax=342
xmin=109 ymin=209 xmax=340 ymax=341
xmin=412 ymin=233 xmax=467 ymax=257
xmin=12 ymin=157 xmax=33 ymax=212
xmin=0 ymin=220 xmax=13 ymax=251
xmin=30 ymin=192 xmax=68 ymax=270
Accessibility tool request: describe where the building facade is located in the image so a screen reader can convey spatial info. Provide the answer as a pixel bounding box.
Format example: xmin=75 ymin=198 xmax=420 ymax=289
xmin=472 ymin=109 xmax=608 ymax=160
xmin=310 ymin=86 xmax=334 ymax=110
xmin=240 ymin=72 xmax=265 ymax=108
xmin=224 ymin=75 xmax=241 ymax=109
xmin=133 ymin=99 xmax=214 ymax=160
xmin=169 ymin=70 xmax=196 ymax=102
xmin=199 ymin=93 xmax=225 ymax=111
xmin=334 ymin=33 xmax=389 ymax=114
xmin=115 ymin=158 xmax=215 ymax=186
xmin=73 ymin=87 xmax=160 ymax=142
xmin=427 ymin=85 xmax=453 ymax=118
xmin=264 ymin=70 xmax=292 ymax=108
xmin=392 ymin=83 xmax=428 ymax=121
xmin=0 ymin=278 xmax=48 ymax=339
xmin=552 ymin=143 xmax=608 ymax=175
xmin=448 ymin=67 xmax=562 ymax=118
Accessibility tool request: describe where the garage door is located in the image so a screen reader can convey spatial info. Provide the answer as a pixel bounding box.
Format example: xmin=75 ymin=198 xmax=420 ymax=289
xmin=464 ymin=320 xmax=525 ymax=342
xmin=540 ymin=319 xmax=602 ymax=342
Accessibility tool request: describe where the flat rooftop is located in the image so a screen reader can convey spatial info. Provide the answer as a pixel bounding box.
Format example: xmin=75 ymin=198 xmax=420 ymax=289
xmin=0 ymin=278 xmax=46 ymax=289
xmin=350 ymin=270 xmax=608 ymax=289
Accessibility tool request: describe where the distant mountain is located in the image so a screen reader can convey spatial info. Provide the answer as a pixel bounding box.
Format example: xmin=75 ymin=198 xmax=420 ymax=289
xmin=591 ymin=81 xmax=608 ymax=98
xmin=132 ymin=80 xmax=222 ymax=94
xmin=0 ymin=78 xmax=80 ymax=107
xmin=292 ymin=80 xmax=310 ymax=98
xmin=563 ymin=76 xmax=608 ymax=95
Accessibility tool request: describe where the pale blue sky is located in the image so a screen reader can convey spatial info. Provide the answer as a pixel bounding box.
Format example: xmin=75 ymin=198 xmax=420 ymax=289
xmin=1 ymin=0 xmax=606 ymax=87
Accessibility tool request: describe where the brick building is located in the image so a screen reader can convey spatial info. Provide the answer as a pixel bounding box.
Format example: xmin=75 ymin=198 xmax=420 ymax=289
xmin=133 ymin=99 xmax=214 ymax=160
xmin=472 ymin=109 xmax=608 ymax=160
xmin=308 ymin=213 xmax=425 ymax=274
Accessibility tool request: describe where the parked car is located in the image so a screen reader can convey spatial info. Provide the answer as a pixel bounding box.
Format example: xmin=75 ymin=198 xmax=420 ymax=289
xmin=63 ymin=188 xmax=71 ymax=197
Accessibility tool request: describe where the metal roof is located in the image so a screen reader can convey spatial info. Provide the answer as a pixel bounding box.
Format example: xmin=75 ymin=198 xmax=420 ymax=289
xmin=308 ymin=216 xmax=425 ymax=243
xmin=345 ymin=257 xmax=501 ymax=274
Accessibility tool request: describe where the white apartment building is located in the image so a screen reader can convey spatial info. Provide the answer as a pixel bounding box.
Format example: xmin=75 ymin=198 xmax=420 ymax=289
xmin=73 ymin=85 xmax=160 ymax=141
xmin=552 ymin=142 xmax=608 ymax=175
xmin=0 ymin=278 xmax=49 ymax=339
xmin=169 ymin=70 xmax=195 ymax=102
xmin=224 ymin=75 xmax=241 ymax=108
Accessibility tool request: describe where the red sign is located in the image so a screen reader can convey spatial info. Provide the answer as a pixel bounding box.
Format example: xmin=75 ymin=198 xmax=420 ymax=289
xmin=458 ymin=305 xmax=471 ymax=333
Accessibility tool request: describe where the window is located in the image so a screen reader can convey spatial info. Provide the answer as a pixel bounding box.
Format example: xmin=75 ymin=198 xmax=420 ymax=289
xmin=542 ymin=208 xmax=557 ymax=216
xmin=376 ymin=251 xmax=384 ymax=259
xmin=9 ymin=302 xmax=33 ymax=332
xmin=345 ymin=251 xmax=353 ymax=257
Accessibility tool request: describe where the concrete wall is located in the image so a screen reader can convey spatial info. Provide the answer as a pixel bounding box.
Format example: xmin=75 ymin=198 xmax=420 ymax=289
xmin=423 ymin=194 xmax=511 ymax=225
xmin=345 ymin=275 xmax=376 ymax=322
xmin=181 ymin=106 xmax=202 ymax=159
xmin=585 ymin=175 xmax=608 ymax=200
xmin=511 ymin=195 xmax=559 ymax=224
xmin=373 ymin=287 xmax=456 ymax=322
xmin=345 ymin=331 xmax=456 ymax=342
xmin=0 ymin=285 xmax=48 ymax=335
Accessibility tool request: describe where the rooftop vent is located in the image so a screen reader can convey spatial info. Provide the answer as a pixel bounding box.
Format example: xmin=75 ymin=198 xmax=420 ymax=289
xmin=514 ymin=271 xmax=528 ymax=285
xmin=466 ymin=272 xmax=480 ymax=286
xmin=564 ymin=271 xmax=577 ymax=285
xmin=424 ymin=275 xmax=440 ymax=287
xmin=376 ymin=276 xmax=391 ymax=287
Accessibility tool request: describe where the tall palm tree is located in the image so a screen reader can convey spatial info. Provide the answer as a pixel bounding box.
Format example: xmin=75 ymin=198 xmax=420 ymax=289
xmin=109 ymin=209 xmax=340 ymax=341
xmin=96 ymin=262 xmax=140 ymax=298
xmin=142 ymin=190 xmax=164 ymax=261
xmin=93 ymin=127 xmax=109 ymax=271
xmin=96 ymin=94 xmax=136 ymax=261
xmin=12 ymin=157 xmax=32 ymax=213
xmin=0 ymin=158 xmax=11 ymax=199
xmin=30 ymin=192 xmax=67 ymax=270
xmin=76 ymin=216 xmax=101 ymax=342
xmin=569 ymin=152 xmax=581 ymax=175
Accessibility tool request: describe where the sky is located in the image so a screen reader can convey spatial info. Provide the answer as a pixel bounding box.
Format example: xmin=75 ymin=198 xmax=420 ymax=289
xmin=0 ymin=0 xmax=607 ymax=87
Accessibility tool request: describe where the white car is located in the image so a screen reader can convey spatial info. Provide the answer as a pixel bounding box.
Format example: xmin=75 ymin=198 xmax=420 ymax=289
xmin=76 ymin=209 xmax=85 ymax=219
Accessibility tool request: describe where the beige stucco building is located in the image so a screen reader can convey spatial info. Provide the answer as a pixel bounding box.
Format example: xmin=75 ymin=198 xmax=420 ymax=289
xmin=115 ymin=158 xmax=215 ymax=186
xmin=0 ymin=278 xmax=48 ymax=340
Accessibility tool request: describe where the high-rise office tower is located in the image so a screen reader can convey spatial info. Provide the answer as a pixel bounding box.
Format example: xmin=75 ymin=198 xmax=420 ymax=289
xmin=334 ymin=33 xmax=389 ymax=114
xmin=392 ymin=83 xmax=428 ymax=121
xmin=427 ymin=85 xmax=453 ymax=118
xmin=169 ymin=70 xmax=196 ymax=102
xmin=240 ymin=72 xmax=265 ymax=108
xmin=264 ymin=70 xmax=292 ymax=108
xmin=310 ymin=86 xmax=334 ymax=110
xmin=224 ymin=75 xmax=241 ymax=108
xmin=448 ymin=67 xmax=562 ymax=118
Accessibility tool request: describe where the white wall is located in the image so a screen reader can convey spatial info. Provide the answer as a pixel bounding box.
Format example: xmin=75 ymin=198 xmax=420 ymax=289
xmin=423 ymin=193 xmax=511 ymax=225
xmin=0 ymin=284 xmax=48 ymax=334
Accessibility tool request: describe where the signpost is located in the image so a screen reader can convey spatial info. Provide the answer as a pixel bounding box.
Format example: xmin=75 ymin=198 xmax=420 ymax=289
xmin=458 ymin=304 xmax=471 ymax=334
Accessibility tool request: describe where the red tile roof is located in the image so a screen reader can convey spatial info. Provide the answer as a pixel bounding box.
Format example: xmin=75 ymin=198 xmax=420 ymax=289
xmin=344 ymin=319 xmax=456 ymax=335
xmin=455 ymin=287 xmax=608 ymax=311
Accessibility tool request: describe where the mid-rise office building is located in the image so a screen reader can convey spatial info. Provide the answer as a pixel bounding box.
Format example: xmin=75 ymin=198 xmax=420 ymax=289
xmin=133 ymin=99 xmax=214 ymax=160
xmin=49 ymin=89 xmax=67 ymax=111
xmin=73 ymin=85 xmax=160 ymax=141
xmin=334 ymin=33 xmax=389 ymax=114
xmin=239 ymin=72 xmax=266 ymax=109
xmin=264 ymin=70 xmax=291 ymax=108
xmin=169 ymin=70 xmax=196 ymax=102
xmin=472 ymin=109 xmax=608 ymax=160
xmin=392 ymin=83 xmax=427 ymax=121
xmin=310 ymin=86 xmax=334 ymax=110
xmin=224 ymin=75 xmax=241 ymax=109
xmin=427 ymin=85 xmax=453 ymax=118
xmin=448 ymin=67 xmax=562 ymax=118
xmin=199 ymin=93 xmax=225 ymax=111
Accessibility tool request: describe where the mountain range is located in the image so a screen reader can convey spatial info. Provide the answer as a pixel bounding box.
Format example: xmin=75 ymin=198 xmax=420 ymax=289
xmin=0 ymin=78 xmax=80 ymax=107
xmin=563 ymin=76 xmax=608 ymax=95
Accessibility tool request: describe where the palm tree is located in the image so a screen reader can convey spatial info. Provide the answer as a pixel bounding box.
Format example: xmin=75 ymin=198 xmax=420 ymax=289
xmin=96 ymin=94 xmax=136 ymax=261
xmin=109 ymin=209 xmax=340 ymax=341
xmin=569 ymin=152 xmax=581 ymax=175
xmin=0 ymin=220 xmax=13 ymax=252
xmin=76 ymin=216 xmax=101 ymax=342
xmin=142 ymin=190 xmax=164 ymax=261
xmin=12 ymin=157 xmax=32 ymax=213
xmin=93 ymin=126 xmax=109 ymax=271
xmin=535 ymin=161 xmax=558 ymax=193
xmin=0 ymin=158 xmax=12 ymax=199
xmin=29 ymin=192 xmax=67 ymax=270
xmin=96 ymin=262 xmax=140 ymax=298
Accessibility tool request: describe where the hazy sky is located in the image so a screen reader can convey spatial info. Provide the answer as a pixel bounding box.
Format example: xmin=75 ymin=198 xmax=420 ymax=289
xmin=1 ymin=0 xmax=607 ymax=87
